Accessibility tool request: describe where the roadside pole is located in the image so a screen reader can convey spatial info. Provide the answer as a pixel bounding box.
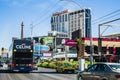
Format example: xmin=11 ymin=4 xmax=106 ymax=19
xmin=76 ymin=38 xmax=85 ymax=70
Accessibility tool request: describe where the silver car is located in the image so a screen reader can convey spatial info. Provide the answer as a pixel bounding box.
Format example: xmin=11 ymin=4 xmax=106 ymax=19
xmin=77 ymin=63 xmax=120 ymax=80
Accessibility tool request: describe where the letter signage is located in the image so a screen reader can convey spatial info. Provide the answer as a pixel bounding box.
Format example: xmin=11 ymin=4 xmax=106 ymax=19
xmin=65 ymin=40 xmax=77 ymax=46
xmin=16 ymin=44 xmax=31 ymax=49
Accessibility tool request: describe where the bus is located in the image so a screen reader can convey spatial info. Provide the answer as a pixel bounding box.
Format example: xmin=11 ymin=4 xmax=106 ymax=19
xmin=11 ymin=39 xmax=34 ymax=72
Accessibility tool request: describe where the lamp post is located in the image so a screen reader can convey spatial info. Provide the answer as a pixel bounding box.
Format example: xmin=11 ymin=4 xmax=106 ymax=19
xmin=62 ymin=39 xmax=68 ymax=61
xmin=60 ymin=0 xmax=93 ymax=65
xmin=53 ymin=31 xmax=57 ymax=56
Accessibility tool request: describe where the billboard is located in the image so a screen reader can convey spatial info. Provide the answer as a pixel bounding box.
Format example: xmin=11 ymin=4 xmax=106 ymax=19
xmin=72 ymin=29 xmax=81 ymax=40
xmin=34 ymin=36 xmax=54 ymax=53
xmin=65 ymin=40 xmax=77 ymax=46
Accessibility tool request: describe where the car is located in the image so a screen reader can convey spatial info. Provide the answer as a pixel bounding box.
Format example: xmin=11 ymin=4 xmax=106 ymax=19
xmin=56 ymin=61 xmax=75 ymax=73
xmin=77 ymin=62 xmax=120 ymax=80
xmin=0 ymin=62 xmax=3 ymax=70
xmin=0 ymin=62 xmax=8 ymax=70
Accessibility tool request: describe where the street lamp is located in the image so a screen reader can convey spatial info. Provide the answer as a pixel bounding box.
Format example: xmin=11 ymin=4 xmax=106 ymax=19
xmin=60 ymin=0 xmax=93 ymax=65
xmin=53 ymin=31 xmax=57 ymax=56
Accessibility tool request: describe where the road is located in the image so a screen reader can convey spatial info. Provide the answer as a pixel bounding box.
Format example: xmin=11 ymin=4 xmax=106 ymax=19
xmin=0 ymin=67 xmax=77 ymax=80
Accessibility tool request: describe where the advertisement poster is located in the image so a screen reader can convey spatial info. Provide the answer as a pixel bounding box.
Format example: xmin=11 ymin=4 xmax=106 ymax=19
xmin=34 ymin=36 xmax=54 ymax=57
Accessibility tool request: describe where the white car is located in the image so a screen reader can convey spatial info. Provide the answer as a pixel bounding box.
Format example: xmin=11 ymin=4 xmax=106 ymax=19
xmin=3 ymin=63 xmax=8 ymax=70
xmin=0 ymin=63 xmax=3 ymax=70
xmin=0 ymin=63 xmax=8 ymax=70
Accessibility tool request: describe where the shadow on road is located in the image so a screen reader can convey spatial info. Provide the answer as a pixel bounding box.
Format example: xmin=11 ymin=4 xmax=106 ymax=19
xmin=0 ymin=70 xmax=76 ymax=74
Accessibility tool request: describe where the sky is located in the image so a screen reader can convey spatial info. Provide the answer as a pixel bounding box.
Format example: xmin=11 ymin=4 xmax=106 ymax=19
xmin=0 ymin=0 xmax=120 ymax=50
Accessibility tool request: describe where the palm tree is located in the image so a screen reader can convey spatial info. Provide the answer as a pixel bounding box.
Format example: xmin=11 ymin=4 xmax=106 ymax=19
xmin=75 ymin=38 xmax=84 ymax=59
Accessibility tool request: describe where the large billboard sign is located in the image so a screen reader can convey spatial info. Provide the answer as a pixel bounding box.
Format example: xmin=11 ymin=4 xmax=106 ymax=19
xmin=34 ymin=36 xmax=54 ymax=53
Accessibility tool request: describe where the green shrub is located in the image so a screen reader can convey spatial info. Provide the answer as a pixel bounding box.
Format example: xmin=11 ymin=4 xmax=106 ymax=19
xmin=41 ymin=62 xmax=49 ymax=68
xmin=48 ymin=61 xmax=57 ymax=69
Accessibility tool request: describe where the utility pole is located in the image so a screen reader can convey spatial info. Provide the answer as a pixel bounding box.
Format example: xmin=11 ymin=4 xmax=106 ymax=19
xmin=98 ymin=18 xmax=120 ymax=56
xmin=21 ymin=21 xmax=24 ymax=39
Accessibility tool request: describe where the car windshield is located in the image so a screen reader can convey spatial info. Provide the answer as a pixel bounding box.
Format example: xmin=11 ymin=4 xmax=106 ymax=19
xmin=109 ymin=64 xmax=120 ymax=71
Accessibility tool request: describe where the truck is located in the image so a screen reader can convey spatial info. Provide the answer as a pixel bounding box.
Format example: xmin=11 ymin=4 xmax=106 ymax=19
xmin=11 ymin=39 xmax=34 ymax=72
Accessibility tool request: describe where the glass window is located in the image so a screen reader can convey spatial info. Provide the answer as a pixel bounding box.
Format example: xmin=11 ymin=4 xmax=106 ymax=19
xmin=54 ymin=17 xmax=55 ymax=23
xmin=56 ymin=16 xmax=58 ymax=22
xmin=87 ymin=64 xmax=98 ymax=71
xmin=51 ymin=17 xmax=53 ymax=23
xmin=59 ymin=16 xmax=61 ymax=22
xmin=109 ymin=64 xmax=120 ymax=71
xmin=62 ymin=15 xmax=64 ymax=22
xmin=87 ymin=64 xmax=111 ymax=72
xmin=65 ymin=14 xmax=67 ymax=21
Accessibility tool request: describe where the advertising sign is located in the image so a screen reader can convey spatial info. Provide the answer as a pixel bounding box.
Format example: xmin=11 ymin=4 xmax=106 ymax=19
xmin=65 ymin=40 xmax=77 ymax=46
xmin=34 ymin=36 xmax=54 ymax=53
xmin=35 ymin=45 xmax=50 ymax=51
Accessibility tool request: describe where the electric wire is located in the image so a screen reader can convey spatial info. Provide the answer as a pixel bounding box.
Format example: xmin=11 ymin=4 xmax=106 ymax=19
xmin=32 ymin=1 xmax=60 ymax=26
xmin=92 ymin=9 xmax=120 ymax=25
xmin=92 ymin=12 xmax=120 ymax=25
xmin=32 ymin=0 xmax=65 ymax=27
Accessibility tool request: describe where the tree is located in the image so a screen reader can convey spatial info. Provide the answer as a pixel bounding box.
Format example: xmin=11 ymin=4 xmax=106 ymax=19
xmin=75 ymin=38 xmax=84 ymax=59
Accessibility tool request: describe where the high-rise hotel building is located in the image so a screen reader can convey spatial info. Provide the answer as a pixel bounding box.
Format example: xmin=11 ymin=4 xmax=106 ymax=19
xmin=48 ymin=10 xmax=69 ymax=38
xmin=48 ymin=8 xmax=91 ymax=39
xmin=69 ymin=8 xmax=91 ymax=38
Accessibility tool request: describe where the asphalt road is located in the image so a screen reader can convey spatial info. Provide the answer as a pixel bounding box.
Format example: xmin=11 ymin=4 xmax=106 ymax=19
xmin=0 ymin=67 xmax=77 ymax=80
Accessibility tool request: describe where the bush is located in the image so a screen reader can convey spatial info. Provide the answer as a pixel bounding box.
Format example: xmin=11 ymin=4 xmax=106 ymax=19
xmin=37 ymin=62 xmax=42 ymax=67
xmin=48 ymin=61 xmax=57 ymax=69
xmin=41 ymin=62 xmax=49 ymax=68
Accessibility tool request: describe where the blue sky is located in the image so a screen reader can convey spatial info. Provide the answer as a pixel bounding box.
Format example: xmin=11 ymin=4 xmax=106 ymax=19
xmin=0 ymin=0 xmax=120 ymax=49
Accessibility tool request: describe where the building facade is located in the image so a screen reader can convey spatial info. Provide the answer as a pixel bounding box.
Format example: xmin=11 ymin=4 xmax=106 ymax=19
xmin=49 ymin=10 xmax=69 ymax=38
xmin=48 ymin=8 xmax=91 ymax=39
xmin=69 ymin=8 xmax=91 ymax=38
xmin=53 ymin=37 xmax=120 ymax=62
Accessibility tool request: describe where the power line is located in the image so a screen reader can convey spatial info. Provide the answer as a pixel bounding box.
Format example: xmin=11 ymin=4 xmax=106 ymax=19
xmin=92 ymin=12 xmax=120 ymax=25
xmin=33 ymin=0 xmax=68 ymax=27
xmin=92 ymin=9 xmax=120 ymax=24
xmin=33 ymin=1 xmax=60 ymax=23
